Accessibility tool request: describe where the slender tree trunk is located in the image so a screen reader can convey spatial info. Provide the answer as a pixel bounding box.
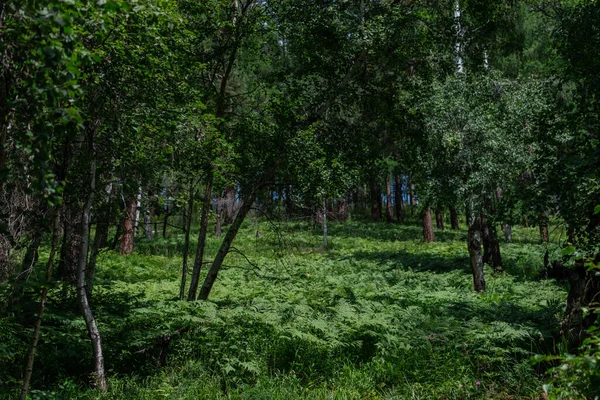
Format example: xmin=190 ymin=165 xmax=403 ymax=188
xmin=435 ymin=208 xmax=444 ymax=230
xmin=76 ymin=137 xmax=106 ymax=390
xmin=20 ymin=209 xmax=61 ymax=400
xmin=284 ymin=185 xmax=294 ymax=217
xmin=86 ymin=208 xmax=110 ymax=300
xmin=369 ymin=180 xmax=381 ymax=221
xmin=409 ymin=182 xmax=416 ymax=217
xmin=394 ymin=175 xmax=404 ymax=222
xmin=504 ymin=224 xmax=512 ymax=243
xmin=180 ymin=182 xmax=194 ymax=301
xmin=338 ymin=198 xmax=347 ymax=222
xmin=215 ymin=199 xmax=222 ymax=237
xmin=133 ymin=186 xmax=142 ymax=236
xmin=539 ymin=215 xmax=549 ymax=243
xmin=468 ymin=214 xmax=486 ymax=292
xmin=482 ymin=217 xmax=491 ymax=265
xmin=385 ymin=178 xmax=393 ymax=223
xmin=187 ymin=172 xmax=213 ymax=301
xmin=450 ymin=207 xmax=459 ymax=230
xmin=162 ymin=208 xmax=168 ymax=238
xmin=422 ymin=204 xmax=435 ymax=243
xmin=144 ymin=214 xmax=153 ymax=240
xmin=11 ymin=231 xmax=43 ymax=308
xmin=119 ymin=196 xmax=136 ymax=255
xmin=198 ymin=190 xmax=255 ymax=300
xmin=110 ymin=219 xmax=122 ymax=251
xmin=322 ymin=199 xmax=328 ymax=248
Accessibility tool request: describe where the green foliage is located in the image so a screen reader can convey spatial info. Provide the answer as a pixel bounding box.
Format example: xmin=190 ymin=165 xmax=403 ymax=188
xmin=1 ymin=220 xmax=567 ymax=399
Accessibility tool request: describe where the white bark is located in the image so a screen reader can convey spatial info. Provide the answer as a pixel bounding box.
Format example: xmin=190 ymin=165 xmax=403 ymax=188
xmin=454 ymin=0 xmax=464 ymax=74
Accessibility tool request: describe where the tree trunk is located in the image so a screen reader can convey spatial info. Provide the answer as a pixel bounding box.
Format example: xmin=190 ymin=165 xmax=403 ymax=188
xmin=162 ymin=208 xmax=168 ymax=238
xmin=76 ymin=139 xmax=107 ymax=391
xmin=86 ymin=208 xmax=110 ymax=300
xmin=144 ymin=214 xmax=153 ymax=240
xmin=198 ymin=190 xmax=255 ymax=300
xmin=322 ymin=199 xmax=328 ymax=248
xmin=179 ymin=182 xmax=194 ymax=301
xmin=504 ymin=224 xmax=512 ymax=243
xmin=337 ymin=198 xmax=347 ymax=222
xmin=539 ymin=215 xmax=549 ymax=243
xmin=215 ymin=198 xmax=222 ymax=237
xmin=422 ymin=204 xmax=435 ymax=243
xmin=482 ymin=218 xmax=502 ymax=271
xmin=225 ymin=185 xmax=235 ymax=224
xmin=482 ymin=217 xmax=491 ymax=265
xmin=369 ymin=180 xmax=381 ymax=221
xmin=284 ymin=185 xmax=294 ymax=217
xmin=119 ymin=196 xmax=136 ymax=255
xmin=435 ymin=208 xmax=444 ymax=230
xmin=20 ymin=209 xmax=61 ymax=400
xmin=187 ymin=173 xmax=213 ymax=301
xmin=385 ymin=178 xmax=393 ymax=223
xmin=450 ymin=207 xmax=459 ymax=230
xmin=468 ymin=215 xmax=486 ymax=292
xmin=394 ymin=175 xmax=404 ymax=222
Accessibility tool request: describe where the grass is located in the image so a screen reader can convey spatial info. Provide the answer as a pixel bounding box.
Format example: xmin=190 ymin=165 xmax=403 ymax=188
xmin=1 ymin=216 xmax=568 ymax=399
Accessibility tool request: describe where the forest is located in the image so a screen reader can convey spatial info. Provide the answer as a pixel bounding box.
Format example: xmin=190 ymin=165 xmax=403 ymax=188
xmin=1 ymin=0 xmax=599 ymax=398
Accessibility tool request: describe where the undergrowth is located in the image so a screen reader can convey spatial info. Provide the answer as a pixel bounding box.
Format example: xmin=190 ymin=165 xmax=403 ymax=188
xmin=1 ymin=219 xmax=568 ymax=399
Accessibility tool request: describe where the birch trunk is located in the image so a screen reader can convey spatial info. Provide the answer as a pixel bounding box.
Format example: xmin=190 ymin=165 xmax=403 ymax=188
xmin=76 ymin=137 xmax=106 ymax=390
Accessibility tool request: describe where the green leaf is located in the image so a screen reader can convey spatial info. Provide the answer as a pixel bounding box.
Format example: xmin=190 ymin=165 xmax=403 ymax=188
xmin=594 ymin=205 xmax=600 ymax=215
xmin=562 ymin=246 xmax=576 ymax=256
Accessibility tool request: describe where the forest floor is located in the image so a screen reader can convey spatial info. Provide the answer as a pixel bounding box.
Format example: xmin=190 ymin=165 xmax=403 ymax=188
xmin=2 ymin=217 xmax=568 ymax=399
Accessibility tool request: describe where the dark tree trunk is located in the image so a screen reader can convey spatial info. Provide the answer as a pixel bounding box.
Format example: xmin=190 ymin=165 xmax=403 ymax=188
xmin=394 ymin=175 xmax=404 ymax=222
xmin=482 ymin=218 xmax=502 ymax=271
xmin=337 ymin=198 xmax=347 ymax=222
xmin=225 ymin=185 xmax=235 ymax=224
xmin=198 ymin=190 xmax=256 ymax=300
xmin=422 ymin=204 xmax=435 ymax=243
xmin=322 ymin=200 xmax=328 ymax=248
xmin=369 ymin=180 xmax=382 ymax=221
xmin=119 ymin=196 xmax=136 ymax=255
xmin=162 ymin=208 xmax=168 ymax=238
xmin=468 ymin=215 xmax=486 ymax=292
xmin=435 ymin=208 xmax=444 ymax=230
xmin=385 ymin=178 xmax=393 ymax=223
xmin=450 ymin=207 xmax=459 ymax=230
xmin=409 ymin=180 xmax=416 ymax=216
xmin=11 ymin=231 xmax=43 ymax=308
xmin=539 ymin=216 xmax=549 ymax=243
xmin=504 ymin=224 xmax=512 ymax=242
xmin=482 ymin=218 xmax=491 ymax=265
xmin=522 ymin=216 xmax=529 ymax=228
xmin=284 ymin=185 xmax=294 ymax=217
xmin=179 ymin=182 xmax=194 ymax=301
xmin=187 ymin=173 xmax=213 ymax=301
xmin=110 ymin=218 xmax=122 ymax=250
